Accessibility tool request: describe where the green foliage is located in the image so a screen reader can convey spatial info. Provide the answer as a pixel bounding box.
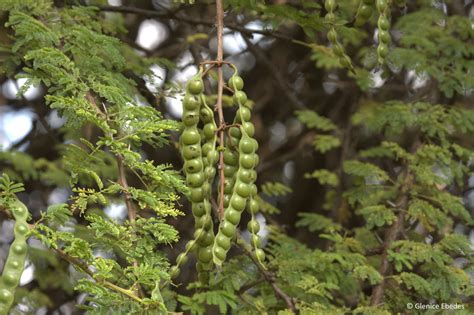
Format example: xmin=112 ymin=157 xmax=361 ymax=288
xmin=295 ymin=110 xmax=337 ymax=131
xmin=304 ymin=169 xmax=339 ymax=187
xmin=261 ymin=181 xmax=292 ymax=197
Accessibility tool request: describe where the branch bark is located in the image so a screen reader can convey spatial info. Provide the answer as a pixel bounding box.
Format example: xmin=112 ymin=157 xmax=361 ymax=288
xmin=54 ymin=248 xmax=143 ymax=304
xmin=237 ymin=235 xmax=296 ymax=312
xmin=215 ymin=0 xmax=226 ymax=220
xmin=370 ymin=163 xmax=415 ymax=306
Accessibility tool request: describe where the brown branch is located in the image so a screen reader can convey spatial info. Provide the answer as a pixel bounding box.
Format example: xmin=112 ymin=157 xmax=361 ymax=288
xmin=116 ymin=154 xmax=137 ymax=223
xmin=95 ymin=5 xmax=297 ymax=43
xmin=370 ymin=164 xmax=415 ymax=306
xmin=236 ymin=236 xmax=296 ymax=312
xmin=215 ymin=0 xmax=226 ymax=220
xmin=54 ymin=248 xmax=143 ymax=304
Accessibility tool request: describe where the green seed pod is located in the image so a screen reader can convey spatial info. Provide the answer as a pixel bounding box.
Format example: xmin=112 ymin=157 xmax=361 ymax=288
xmin=376 ymin=0 xmax=388 ymax=12
xmin=238 ymin=169 xmax=253 ymax=184
xmin=200 ymin=106 xmax=213 ymax=123
xmin=229 ymin=75 xmax=244 ymax=91
xmin=340 ymin=56 xmax=351 ymax=68
xmin=333 ymin=44 xmax=344 ymax=57
xmin=177 ymin=72 xmax=216 ymax=281
xmin=378 ymin=30 xmax=391 ymax=44
xmin=249 ymin=199 xmax=259 ymax=212
xmin=188 ymin=78 xmax=204 ymax=95
xmin=205 ymin=167 xmax=216 ymax=179
xmin=324 ymin=0 xmax=337 ymax=12
xmin=233 ymin=91 xmax=247 ymax=105
xmin=182 ymin=111 xmax=200 ymax=127
xmin=0 ymin=200 xmax=29 ymax=314
xmin=240 ymin=154 xmax=256 ymax=169
xmin=242 ymin=122 xmax=255 ymax=137
xmin=207 ymin=151 xmax=219 ymax=164
xmin=192 ymin=203 xmax=206 ymax=217
xmin=203 ymin=123 xmax=216 ymax=139
xmin=376 ymin=0 xmax=391 ymax=65
xmin=220 ymin=221 xmax=236 ymax=238
xmin=224 ymin=178 xmax=235 ymax=194
xmin=231 ymin=195 xmax=247 ymax=211
xmin=182 ymin=129 xmax=201 ymax=145
xmin=325 ymin=12 xmax=336 ymax=23
xmin=237 ymin=107 xmax=251 ymax=122
xmin=197 ymin=215 xmax=213 ymax=231
xmin=182 ymin=145 xmax=201 ymax=160
xmin=224 ymin=150 xmax=239 ymax=166
xmin=327 ymin=28 xmax=338 ymax=44
xmin=248 ymin=219 xmax=260 ymax=233
xmin=224 ymin=165 xmax=238 ymax=177
xmin=184 ymin=159 xmax=203 ymax=174
xmin=213 ymin=246 xmax=227 ymax=261
xmin=201 ymin=182 xmax=211 ymax=196
xmin=378 ymin=16 xmax=390 ymax=31
xmin=255 ymin=248 xmax=265 ymax=262
xmin=176 ymin=253 xmax=189 ymax=265
xmin=189 ymin=188 xmax=204 ymax=202
xmin=213 ymin=70 xmax=261 ymax=266
xmin=377 ymin=43 xmax=389 ymax=58
xmin=183 ymin=95 xmax=201 ymax=111
xmin=169 ymin=266 xmax=180 ymax=278
xmin=358 ymin=4 xmax=373 ymax=20
xmin=225 ymin=209 xmax=241 ymax=225
xmin=229 ymin=126 xmax=241 ymax=138
xmin=235 ymin=182 xmax=251 ymax=198
xmin=201 ymin=142 xmax=213 ymax=155
xmin=198 ymin=247 xmax=212 ymax=263
xmin=215 ymin=234 xmax=231 ymax=250
xmin=185 ymin=240 xmax=196 ymax=252
xmin=187 ymin=173 xmax=205 ymax=188
xmin=251 ymin=234 xmax=261 ymax=247
xmin=239 ymin=138 xmax=255 ymax=154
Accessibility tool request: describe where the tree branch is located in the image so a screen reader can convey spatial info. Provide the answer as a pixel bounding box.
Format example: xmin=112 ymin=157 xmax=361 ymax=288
xmin=236 ymin=235 xmax=296 ymax=312
xmin=370 ymin=138 xmax=419 ymax=306
xmin=95 ymin=5 xmax=298 ymax=43
xmin=215 ymin=0 xmax=226 ymax=220
xmin=116 ymin=154 xmax=137 ymax=223
xmin=54 ymin=248 xmax=143 ymax=304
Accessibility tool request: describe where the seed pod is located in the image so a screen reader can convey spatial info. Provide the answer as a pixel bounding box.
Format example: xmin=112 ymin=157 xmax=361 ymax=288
xmin=376 ymin=0 xmax=391 ymax=64
xmin=355 ymin=2 xmax=374 ymax=27
xmin=0 ymin=200 xmax=29 ymax=315
xmin=212 ymin=71 xmax=261 ymax=266
xmin=200 ymin=97 xmax=218 ymax=197
xmin=324 ymin=0 xmax=354 ymax=72
xmin=174 ymin=72 xmax=215 ymax=282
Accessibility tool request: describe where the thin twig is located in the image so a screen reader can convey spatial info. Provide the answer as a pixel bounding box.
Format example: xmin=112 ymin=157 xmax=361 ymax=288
xmin=215 ymin=0 xmax=226 ymax=220
xmin=370 ymin=138 xmax=419 ymax=306
xmin=95 ymin=5 xmax=297 ymax=43
xmin=116 ymin=154 xmax=137 ymax=223
xmin=54 ymin=248 xmax=143 ymax=304
xmin=236 ymin=235 xmax=296 ymax=312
